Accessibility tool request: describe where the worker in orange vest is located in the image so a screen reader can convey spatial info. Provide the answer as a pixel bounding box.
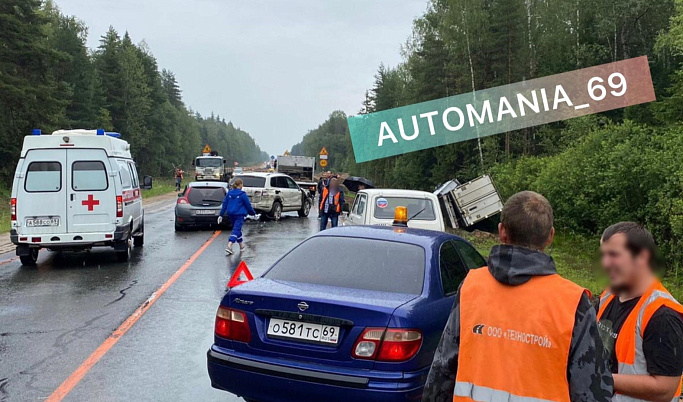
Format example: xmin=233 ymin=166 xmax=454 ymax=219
xmin=597 ymin=222 xmax=683 ymax=402
xmin=422 ymin=191 xmax=613 ymax=402
xmin=319 ymin=177 xmax=344 ymax=231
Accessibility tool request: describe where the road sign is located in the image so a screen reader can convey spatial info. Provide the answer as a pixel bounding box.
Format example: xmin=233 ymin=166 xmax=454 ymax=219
xmin=284 ymin=150 xmax=290 ymax=156
xmin=319 ymin=147 xmax=328 ymax=155
xmin=227 ymin=261 xmax=254 ymax=288
xmin=202 ymin=144 xmax=212 ymax=154
xmin=320 ymin=159 xmax=328 ymax=168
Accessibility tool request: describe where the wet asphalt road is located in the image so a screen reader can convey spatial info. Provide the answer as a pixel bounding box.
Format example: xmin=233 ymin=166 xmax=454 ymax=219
xmin=0 ymin=198 xmax=322 ymax=402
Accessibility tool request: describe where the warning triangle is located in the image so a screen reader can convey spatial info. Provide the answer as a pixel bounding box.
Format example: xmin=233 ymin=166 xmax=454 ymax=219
xmin=319 ymin=146 xmax=328 ymax=156
xmin=227 ymin=261 xmax=254 ymax=288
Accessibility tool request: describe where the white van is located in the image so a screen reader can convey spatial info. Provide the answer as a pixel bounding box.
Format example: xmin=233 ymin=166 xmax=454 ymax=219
xmin=10 ymin=129 xmax=152 ymax=265
xmin=345 ymin=189 xmax=445 ymax=231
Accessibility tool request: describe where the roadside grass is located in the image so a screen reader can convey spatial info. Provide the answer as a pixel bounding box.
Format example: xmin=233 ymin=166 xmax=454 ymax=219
xmin=141 ymin=178 xmax=177 ymax=199
xmin=452 ymin=229 xmax=683 ymax=301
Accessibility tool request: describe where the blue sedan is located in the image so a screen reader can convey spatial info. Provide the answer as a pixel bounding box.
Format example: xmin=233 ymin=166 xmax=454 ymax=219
xmin=207 ymin=225 xmax=486 ymax=402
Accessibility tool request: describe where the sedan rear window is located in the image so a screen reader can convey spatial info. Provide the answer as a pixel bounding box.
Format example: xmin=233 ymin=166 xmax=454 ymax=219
xmin=236 ymin=176 xmax=266 ymax=188
xmin=265 ymin=236 xmax=425 ymax=295
xmin=25 ymin=162 xmax=62 ymax=192
xmin=373 ymin=197 xmax=436 ymax=221
xmin=188 ymin=187 xmax=225 ymax=206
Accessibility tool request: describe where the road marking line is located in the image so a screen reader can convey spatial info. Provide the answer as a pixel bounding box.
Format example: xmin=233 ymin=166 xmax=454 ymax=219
xmin=0 ymin=256 xmax=19 ymax=266
xmin=45 ymin=230 xmax=222 ymax=402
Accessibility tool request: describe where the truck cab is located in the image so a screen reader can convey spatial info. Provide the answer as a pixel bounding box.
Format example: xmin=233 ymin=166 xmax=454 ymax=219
xmin=194 ymin=155 xmax=227 ymax=181
xmin=346 ymin=189 xmax=445 ymax=231
xmin=10 ymin=129 xmax=152 ymax=265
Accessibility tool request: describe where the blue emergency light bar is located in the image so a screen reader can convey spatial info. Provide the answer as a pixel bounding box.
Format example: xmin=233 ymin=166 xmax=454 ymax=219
xmin=31 ymin=129 xmax=41 ymax=136
xmin=96 ymin=129 xmax=105 ymax=135
xmin=106 ymin=132 xmax=121 ymax=138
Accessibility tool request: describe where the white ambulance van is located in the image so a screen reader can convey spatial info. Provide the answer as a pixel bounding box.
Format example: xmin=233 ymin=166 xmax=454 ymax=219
xmin=10 ymin=129 xmax=152 ymax=265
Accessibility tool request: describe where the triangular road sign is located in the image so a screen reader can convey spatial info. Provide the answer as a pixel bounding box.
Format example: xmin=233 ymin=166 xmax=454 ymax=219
xmin=202 ymin=144 xmax=212 ymax=154
xmin=227 ymin=261 xmax=254 ymax=288
xmin=319 ymin=146 xmax=328 ymax=156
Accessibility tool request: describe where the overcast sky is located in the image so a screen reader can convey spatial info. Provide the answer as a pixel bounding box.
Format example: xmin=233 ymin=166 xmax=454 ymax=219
xmin=56 ymin=0 xmax=428 ymax=155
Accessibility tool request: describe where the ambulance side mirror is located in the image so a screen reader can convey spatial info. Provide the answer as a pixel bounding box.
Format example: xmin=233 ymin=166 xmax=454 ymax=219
xmin=342 ymin=204 xmax=351 ymax=213
xmin=141 ymin=175 xmax=153 ymax=190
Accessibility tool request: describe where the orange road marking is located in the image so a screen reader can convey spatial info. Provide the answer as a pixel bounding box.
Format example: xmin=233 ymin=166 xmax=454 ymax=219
xmin=0 ymin=257 xmax=19 ymax=266
xmin=45 ymin=230 xmax=222 ymax=402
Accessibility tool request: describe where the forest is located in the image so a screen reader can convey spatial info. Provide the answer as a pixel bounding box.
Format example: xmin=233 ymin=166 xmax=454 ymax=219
xmin=291 ymin=0 xmax=683 ymax=266
xmin=0 ymin=0 xmax=268 ymax=182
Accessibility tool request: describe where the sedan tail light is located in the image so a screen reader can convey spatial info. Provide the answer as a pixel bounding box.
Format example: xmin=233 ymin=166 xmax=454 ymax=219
xmin=352 ymin=328 xmax=422 ymax=362
xmin=177 ymin=188 xmax=190 ymax=205
xmin=10 ymin=198 xmax=16 ymax=221
xmin=215 ymin=306 xmax=250 ymax=342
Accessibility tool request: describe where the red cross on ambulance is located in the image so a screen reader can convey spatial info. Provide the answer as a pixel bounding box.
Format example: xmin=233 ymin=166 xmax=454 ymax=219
xmin=81 ymin=194 xmax=100 ymax=211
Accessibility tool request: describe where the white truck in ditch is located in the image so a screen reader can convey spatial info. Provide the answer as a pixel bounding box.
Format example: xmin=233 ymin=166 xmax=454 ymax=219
xmin=346 ymin=175 xmax=503 ymax=232
xmin=10 ymin=129 xmax=152 ymax=265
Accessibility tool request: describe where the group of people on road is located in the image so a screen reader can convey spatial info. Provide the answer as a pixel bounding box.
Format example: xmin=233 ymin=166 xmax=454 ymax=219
xmin=317 ymin=171 xmax=345 ymax=231
xmin=422 ymin=191 xmax=683 ymax=402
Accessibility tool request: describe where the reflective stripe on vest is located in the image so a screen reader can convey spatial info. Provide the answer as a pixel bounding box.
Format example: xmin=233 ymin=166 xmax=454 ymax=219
xmin=319 ymin=187 xmax=341 ymax=213
xmin=454 ymin=382 xmax=560 ymax=402
xmin=597 ymin=281 xmax=683 ymax=402
xmin=454 ymin=267 xmax=585 ymax=402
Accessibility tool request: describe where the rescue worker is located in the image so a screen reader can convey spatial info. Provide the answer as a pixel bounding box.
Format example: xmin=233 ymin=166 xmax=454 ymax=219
xmin=319 ymin=177 xmax=344 ymax=231
xmin=597 ymin=222 xmax=683 ymax=402
xmin=422 ymin=191 xmax=613 ymax=402
xmin=174 ymin=167 xmax=184 ymax=191
xmin=218 ymin=178 xmax=256 ymax=255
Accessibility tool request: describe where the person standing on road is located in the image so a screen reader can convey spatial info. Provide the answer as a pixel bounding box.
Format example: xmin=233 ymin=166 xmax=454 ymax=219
xmin=317 ymin=171 xmax=331 ymax=220
xmin=422 ymin=191 xmax=613 ymax=402
xmin=218 ymin=178 xmax=256 ymax=255
xmin=319 ymin=177 xmax=344 ymax=231
xmin=174 ymin=168 xmax=184 ymax=191
xmin=597 ymin=222 xmax=683 ymax=402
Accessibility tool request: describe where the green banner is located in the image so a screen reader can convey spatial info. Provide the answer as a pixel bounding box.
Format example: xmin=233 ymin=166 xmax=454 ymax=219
xmin=348 ymin=56 xmax=656 ymax=163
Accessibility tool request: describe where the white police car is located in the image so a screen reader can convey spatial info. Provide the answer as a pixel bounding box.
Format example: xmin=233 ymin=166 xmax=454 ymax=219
xmin=10 ymin=129 xmax=152 ymax=265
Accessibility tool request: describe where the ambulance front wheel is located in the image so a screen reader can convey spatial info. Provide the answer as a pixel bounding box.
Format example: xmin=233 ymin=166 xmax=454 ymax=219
xmin=19 ymin=248 xmax=39 ymax=266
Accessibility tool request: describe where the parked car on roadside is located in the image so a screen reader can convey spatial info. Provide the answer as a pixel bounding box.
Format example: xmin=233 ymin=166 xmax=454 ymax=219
xmin=175 ymin=181 xmax=231 ymax=231
xmin=207 ymin=223 xmax=487 ymax=402
xmin=231 ymin=172 xmax=311 ymax=220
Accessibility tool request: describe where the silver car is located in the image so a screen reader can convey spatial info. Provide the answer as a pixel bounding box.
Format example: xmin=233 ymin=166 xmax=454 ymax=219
xmin=232 ymin=173 xmax=311 ymax=220
xmin=174 ymin=181 xmax=230 ymax=231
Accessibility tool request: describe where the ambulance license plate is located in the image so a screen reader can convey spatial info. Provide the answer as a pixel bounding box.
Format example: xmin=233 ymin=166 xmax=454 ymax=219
xmin=267 ymin=318 xmax=339 ymax=344
xmin=26 ymin=217 xmax=60 ymax=227
xmin=195 ymin=210 xmax=216 ymax=215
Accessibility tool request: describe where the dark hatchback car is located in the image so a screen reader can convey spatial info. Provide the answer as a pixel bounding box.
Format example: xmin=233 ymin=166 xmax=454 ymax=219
xmin=175 ymin=181 xmax=230 ymax=231
xmin=207 ymin=225 xmax=486 ymax=402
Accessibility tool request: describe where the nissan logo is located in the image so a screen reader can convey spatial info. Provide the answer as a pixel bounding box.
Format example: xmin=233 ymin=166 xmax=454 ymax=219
xmin=297 ymin=301 xmax=309 ymax=312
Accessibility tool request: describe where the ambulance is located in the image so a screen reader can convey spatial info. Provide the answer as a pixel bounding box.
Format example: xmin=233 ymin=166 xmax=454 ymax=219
xmin=10 ymin=129 xmax=152 ymax=265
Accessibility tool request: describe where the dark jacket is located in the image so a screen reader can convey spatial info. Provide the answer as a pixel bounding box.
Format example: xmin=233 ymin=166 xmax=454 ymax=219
xmin=219 ymin=188 xmax=256 ymax=217
xmin=422 ymin=245 xmax=613 ymax=402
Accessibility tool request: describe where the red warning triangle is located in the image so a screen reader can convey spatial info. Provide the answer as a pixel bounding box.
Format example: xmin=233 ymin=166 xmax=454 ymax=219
xmin=227 ymin=261 xmax=254 ymax=288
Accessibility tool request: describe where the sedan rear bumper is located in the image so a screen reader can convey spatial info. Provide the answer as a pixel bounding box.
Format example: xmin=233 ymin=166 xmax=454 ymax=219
xmin=207 ymin=346 xmax=426 ymax=402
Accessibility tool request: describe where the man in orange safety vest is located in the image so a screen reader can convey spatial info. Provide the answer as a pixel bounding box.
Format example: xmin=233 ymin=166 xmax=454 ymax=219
xmin=422 ymin=191 xmax=613 ymax=402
